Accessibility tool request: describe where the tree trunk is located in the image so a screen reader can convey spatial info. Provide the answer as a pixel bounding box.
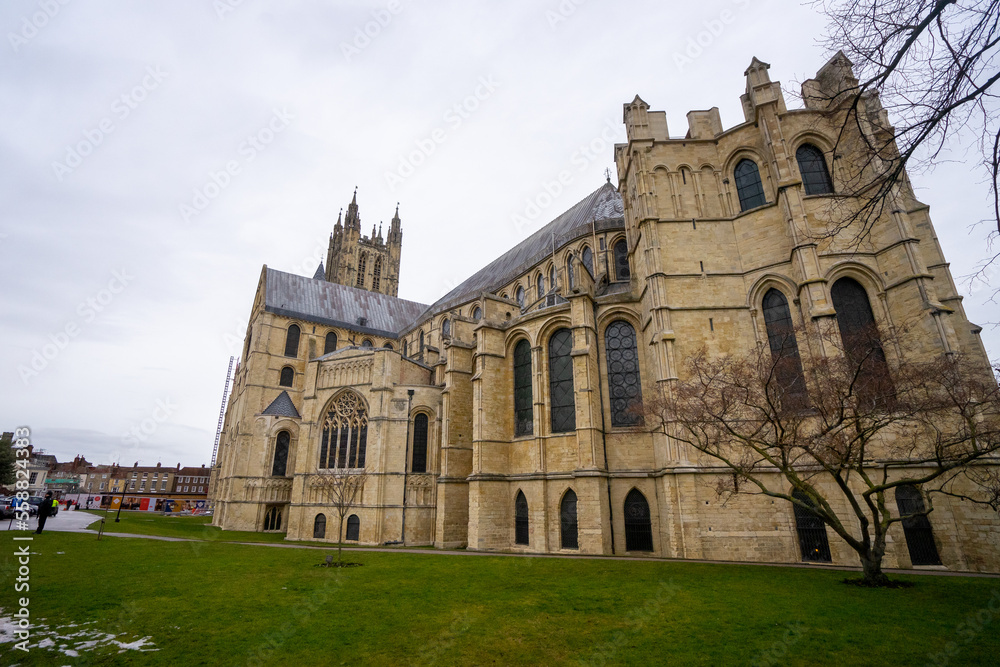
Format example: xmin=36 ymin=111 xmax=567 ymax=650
xmin=338 ymin=514 xmax=344 ymax=564
xmin=859 ymin=532 xmax=890 ymax=586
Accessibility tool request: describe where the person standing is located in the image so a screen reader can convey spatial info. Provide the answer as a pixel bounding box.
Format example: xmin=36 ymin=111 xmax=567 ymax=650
xmin=34 ymin=492 xmax=56 ymax=534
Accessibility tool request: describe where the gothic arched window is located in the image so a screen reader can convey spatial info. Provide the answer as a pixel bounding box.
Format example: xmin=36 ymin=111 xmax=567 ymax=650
xmin=419 ymin=331 xmax=425 ymax=353
xmin=613 ymin=239 xmax=630 ymax=281
xmin=537 ymin=273 xmax=545 ymax=298
xmin=735 ymin=158 xmax=767 ymax=211
xmin=567 ymin=254 xmax=576 ymax=290
xmin=412 ymin=413 xmax=428 ymax=473
xmin=762 ymin=289 xmax=808 ymax=410
xmin=514 ymin=339 xmax=533 ymax=436
xmin=831 ymin=278 xmax=894 ymax=407
xmin=624 ymin=489 xmax=653 ymax=551
xmin=284 ymin=324 xmax=300 ymax=358
xmin=582 ymin=246 xmax=594 ymax=277
xmin=383 ymin=342 xmax=393 ymax=350
xmin=605 ymin=320 xmax=643 ymax=426
xmin=548 ymin=328 xmax=576 ymax=433
xmin=472 ymin=306 xmax=482 ymax=320
xmin=560 ymin=489 xmax=578 ymax=549
xmin=263 ymin=506 xmax=282 ymax=531
xmin=515 ymin=286 xmax=525 ymax=308
xmin=442 ymin=318 xmax=451 ymax=337
xmin=279 ymin=366 xmax=294 ymax=387
xmin=514 ymin=490 xmax=529 ymax=545
xmin=319 ymin=392 xmax=368 ymax=469
xmin=549 ymin=266 xmax=557 ymax=292
xmin=372 ymin=256 xmax=382 ymax=291
xmin=356 ymin=253 xmax=367 ymax=287
xmin=346 ymin=514 xmax=360 ymax=541
xmin=361 ymin=339 xmax=373 ymax=348
xmin=272 ymin=430 xmax=290 ymax=476
xmin=796 ymin=144 xmax=833 ymax=195
xmin=244 ymin=331 xmax=252 ymax=363
xmin=313 ymin=513 xmax=326 ymax=538
xmin=324 ymin=332 xmax=337 ymax=355
xmin=792 ymin=489 xmax=832 ymax=561
xmin=896 ymin=485 xmax=941 ymax=565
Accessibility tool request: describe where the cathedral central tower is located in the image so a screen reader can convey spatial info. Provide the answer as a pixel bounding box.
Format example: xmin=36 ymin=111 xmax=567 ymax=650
xmin=324 ymin=189 xmax=403 ymax=297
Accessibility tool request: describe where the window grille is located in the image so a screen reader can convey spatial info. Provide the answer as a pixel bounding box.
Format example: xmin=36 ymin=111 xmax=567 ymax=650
xmin=605 ymin=320 xmax=643 ymax=426
xmin=548 ymin=329 xmax=576 ymax=433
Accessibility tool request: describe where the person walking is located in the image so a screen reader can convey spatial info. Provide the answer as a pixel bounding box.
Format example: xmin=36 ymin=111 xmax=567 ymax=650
xmin=34 ymin=492 xmax=57 ymax=534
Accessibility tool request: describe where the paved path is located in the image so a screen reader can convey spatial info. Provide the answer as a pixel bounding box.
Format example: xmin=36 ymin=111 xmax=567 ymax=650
xmin=7 ymin=510 xmax=998 ymax=578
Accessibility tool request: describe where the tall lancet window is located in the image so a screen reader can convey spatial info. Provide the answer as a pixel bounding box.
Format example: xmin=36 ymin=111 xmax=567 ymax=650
xmin=356 ymin=253 xmax=367 ymax=287
xmin=372 ymin=257 xmax=382 ymax=291
xmin=319 ymin=392 xmax=368 ymax=469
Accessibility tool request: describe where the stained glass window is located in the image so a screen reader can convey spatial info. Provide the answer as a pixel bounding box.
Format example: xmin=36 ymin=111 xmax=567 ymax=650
xmin=284 ymin=324 xmax=300 ymax=357
xmin=514 ymin=339 xmax=533 ymax=436
xmin=319 ymin=392 xmax=368 ymax=469
xmin=762 ymin=289 xmax=808 ymax=411
xmin=613 ymin=239 xmax=630 ymax=281
xmin=514 ymin=491 xmax=529 ymax=545
xmin=735 ymin=159 xmax=767 ymax=211
xmin=605 ymin=321 xmax=643 ymax=426
xmin=412 ymin=413 xmax=428 ymax=473
xmin=549 ymin=329 xmax=576 ymax=433
xmin=272 ymin=431 xmax=289 ymax=476
xmin=796 ymin=144 xmax=833 ymax=195
xmin=560 ymin=489 xmax=578 ymax=549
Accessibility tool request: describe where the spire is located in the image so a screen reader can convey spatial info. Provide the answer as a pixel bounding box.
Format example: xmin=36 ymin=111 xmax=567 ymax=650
xmin=345 ymin=188 xmax=360 ymax=231
xmin=389 ymin=201 xmax=402 ymax=244
xmin=377 ymin=223 xmax=383 ymax=242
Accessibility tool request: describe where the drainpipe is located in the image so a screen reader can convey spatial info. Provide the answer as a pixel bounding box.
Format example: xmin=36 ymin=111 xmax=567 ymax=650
xmin=400 ymin=389 xmax=414 ymax=544
xmin=593 ymin=301 xmax=616 ymax=555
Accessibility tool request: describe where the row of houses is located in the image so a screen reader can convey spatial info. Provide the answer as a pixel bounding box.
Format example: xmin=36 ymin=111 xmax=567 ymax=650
xmin=4 ymin=433 xmax=209 ymax=510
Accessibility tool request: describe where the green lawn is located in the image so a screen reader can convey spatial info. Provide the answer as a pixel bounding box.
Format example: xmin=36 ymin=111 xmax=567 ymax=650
xmin=81 ymin=511 xmax=289 ymax=543
xmin=2 ymin=531 xmax=998 ymax=666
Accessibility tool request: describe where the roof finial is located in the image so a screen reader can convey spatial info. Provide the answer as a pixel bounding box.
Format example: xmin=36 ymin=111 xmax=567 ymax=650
xmin=604 ymin=168 xmax=612 ymax=183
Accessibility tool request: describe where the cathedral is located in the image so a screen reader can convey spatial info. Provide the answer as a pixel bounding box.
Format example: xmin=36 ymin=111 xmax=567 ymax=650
xmin=209 ymin=54 xmax=1000 ymax=572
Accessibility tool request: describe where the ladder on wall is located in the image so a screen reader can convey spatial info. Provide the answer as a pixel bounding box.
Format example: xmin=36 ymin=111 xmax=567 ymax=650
xmin=210 ymin=356 xmax=235 ymax=467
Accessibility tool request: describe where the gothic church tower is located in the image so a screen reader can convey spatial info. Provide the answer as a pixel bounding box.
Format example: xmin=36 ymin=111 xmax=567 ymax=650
xmin=324 ymin=189 xmax=402 ymax=297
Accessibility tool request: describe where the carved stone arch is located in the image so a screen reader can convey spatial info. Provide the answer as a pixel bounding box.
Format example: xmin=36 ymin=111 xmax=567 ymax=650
xmin=596 ymin=306 xmax=643 ymax=334
xmin=824 ymin=261 xmax=887 ymax=298
xmin=746 ymin=274 xmax=804 ymax=344
xmin=536 ymin=315 xmax=574 ymax=350
xmin=722 ymin=147 xmax=770 ymax=181
xmin=788 ymin=130 xmax=836 ymax=157
xmin=504 ymin=328 xmax=535 ymax=356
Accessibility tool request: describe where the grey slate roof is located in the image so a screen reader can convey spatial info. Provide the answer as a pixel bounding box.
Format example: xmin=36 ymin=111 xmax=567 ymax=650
xmin=420 ymin=181 xmax=624 ymax=318
xmin=265 ymin=268 xmax=428 ymax=338
xmin=312 ymin=262 xmax=325 ymax=280
xmin=261 ymin=391 xmax=301 ymax=418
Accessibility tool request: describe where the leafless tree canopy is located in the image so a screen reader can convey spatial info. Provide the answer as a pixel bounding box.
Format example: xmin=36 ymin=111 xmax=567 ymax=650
xmin=648 ymin=326 xmax=1000 ymax=585
xmin=313 ymin=467 xmax=369 ymax=562
xmin=816 ymin=0 xmax=1000 ymax=271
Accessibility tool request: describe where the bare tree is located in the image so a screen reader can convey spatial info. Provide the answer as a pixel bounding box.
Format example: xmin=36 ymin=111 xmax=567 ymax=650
xmin=312 ymin=467 xmax=369 ymax=565
xmin=648 ymin=327 xmax=1000 ymax=586
xmin=811 ymin=1 xmax=1000 ymax=277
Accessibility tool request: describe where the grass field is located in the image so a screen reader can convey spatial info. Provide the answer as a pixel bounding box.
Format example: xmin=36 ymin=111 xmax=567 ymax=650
xmin=2 ymin=530 xmax=999 ymax=666
xmin=80 ymin=511 xmax=289 ymax=544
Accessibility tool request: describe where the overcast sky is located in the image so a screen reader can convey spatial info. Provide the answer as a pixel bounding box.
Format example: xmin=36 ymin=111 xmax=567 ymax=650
xmin=2 ymin=0 xmax=996 ymax=468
